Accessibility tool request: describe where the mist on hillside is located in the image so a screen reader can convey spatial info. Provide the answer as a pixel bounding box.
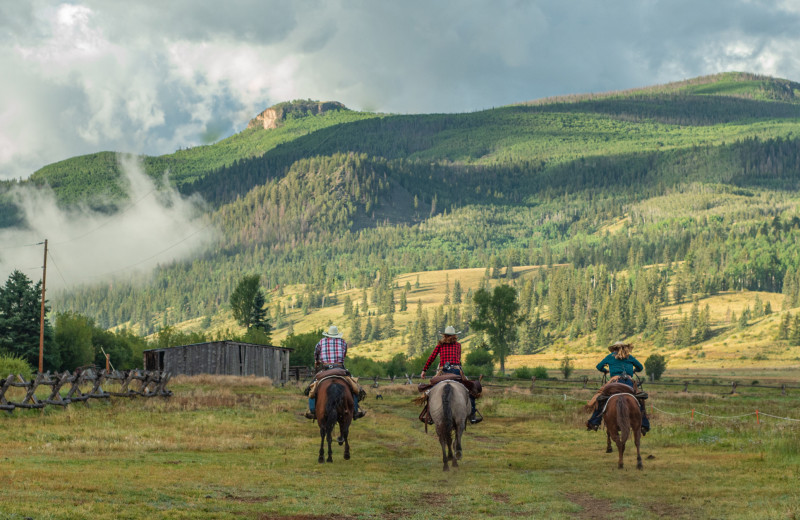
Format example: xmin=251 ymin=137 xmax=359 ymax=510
xmin=0 ymin=155 xmax=215 ymax=291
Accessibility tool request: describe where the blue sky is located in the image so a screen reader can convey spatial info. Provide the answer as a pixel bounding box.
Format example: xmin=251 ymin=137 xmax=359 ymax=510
xmin=2 ymin=0 xmax=800 ymax=180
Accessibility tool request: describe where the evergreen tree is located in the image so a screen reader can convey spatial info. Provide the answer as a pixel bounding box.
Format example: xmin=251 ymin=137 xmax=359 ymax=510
xmin=0 ymin=270 xmax=58 ymax=370
xmin=470 ymin=284 xmax=522 ymax=374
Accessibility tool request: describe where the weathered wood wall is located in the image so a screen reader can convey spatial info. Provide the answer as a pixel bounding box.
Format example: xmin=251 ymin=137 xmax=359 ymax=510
xmin=144 ymin=342 xmax=290 ymax=381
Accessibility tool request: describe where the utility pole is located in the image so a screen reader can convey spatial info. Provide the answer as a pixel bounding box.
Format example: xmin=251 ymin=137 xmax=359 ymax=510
xmin=39 ymin=239 xmax=47 ymax=373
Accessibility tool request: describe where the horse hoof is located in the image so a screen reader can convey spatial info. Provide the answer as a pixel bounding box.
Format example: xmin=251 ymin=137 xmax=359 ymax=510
xmin=344 ymin=454 xmax=350 ymax=460
xmin=318 ymin=458 xmax=324 ymax=464
xmin=442 ymin=465 xmax=449 ymax=472
xmin=606 ymin=447 xmax=613 ymax=453
xmin=337 ymin=436 xmax=344 ymax=445
xmin=637 ymin=463 xmax=643 ymax=470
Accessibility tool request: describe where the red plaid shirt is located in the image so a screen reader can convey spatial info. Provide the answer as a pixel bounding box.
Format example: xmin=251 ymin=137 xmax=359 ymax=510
xmin=423 ymin=342 xmax=462 ymax=372
xmin=315 ymin=337 xmax=348 ymax=365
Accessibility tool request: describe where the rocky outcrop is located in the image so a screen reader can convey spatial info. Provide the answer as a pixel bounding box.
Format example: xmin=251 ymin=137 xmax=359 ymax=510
xmin=247 ymin=100 xmax=348 ymax=130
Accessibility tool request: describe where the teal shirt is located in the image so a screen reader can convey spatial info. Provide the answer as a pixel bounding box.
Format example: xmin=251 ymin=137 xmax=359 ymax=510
xmin=596 ymin=354 xmax=643 ymax=377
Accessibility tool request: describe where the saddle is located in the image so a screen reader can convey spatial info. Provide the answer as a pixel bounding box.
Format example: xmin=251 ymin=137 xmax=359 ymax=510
xmin=417 ymin=373 xmax=482 ymax=398
xmin=585 ymin=379 xmax=647 ymax=412
xmin=305 ymin=368 xmax=364 ymax=400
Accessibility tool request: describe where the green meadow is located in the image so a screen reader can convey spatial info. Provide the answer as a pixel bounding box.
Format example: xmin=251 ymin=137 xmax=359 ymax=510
xmin=1 ymin=375 xmax=799 ymax=520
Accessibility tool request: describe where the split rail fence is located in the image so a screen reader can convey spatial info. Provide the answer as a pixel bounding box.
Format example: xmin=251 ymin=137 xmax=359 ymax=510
xmin=0 ymin=369 xmax=172 ymax=413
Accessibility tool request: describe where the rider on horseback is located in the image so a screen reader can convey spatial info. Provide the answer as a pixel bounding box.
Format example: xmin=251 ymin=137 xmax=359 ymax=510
xmin=586 ymin=341 xmax=650 ymax=434
xmin=304 ymin=325 xmax=366 ymax=420
xmin=420 ymin=326 xmax=482 ymax=424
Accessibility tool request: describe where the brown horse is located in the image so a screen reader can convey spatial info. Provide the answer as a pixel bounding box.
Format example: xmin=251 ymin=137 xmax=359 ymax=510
xmin=315 ymin=378 xmax=353 ymax=463
xmin=427 ymin=381 xmax=470 ymax=471
xmin=603 ymin=393 xmax=643 ymax=470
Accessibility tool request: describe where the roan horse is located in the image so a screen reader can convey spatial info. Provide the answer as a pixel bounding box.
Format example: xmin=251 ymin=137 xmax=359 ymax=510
xmin=315 ymin=378 xmax=353 ymax=463
xmin=603 ymin=393 xmax=643 ymax=470
xmin=428 ymin=380 xmax=470 ymax=471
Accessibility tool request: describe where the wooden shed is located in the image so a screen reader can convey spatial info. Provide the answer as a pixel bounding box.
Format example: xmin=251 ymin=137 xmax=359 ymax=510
xmin=143 ymin=341 xmax=292 ymax=382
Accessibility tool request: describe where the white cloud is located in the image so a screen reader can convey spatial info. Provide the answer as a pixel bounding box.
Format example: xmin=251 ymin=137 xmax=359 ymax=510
xmin=2 ymin=0 xmax=800 ymax=179
xmin=0 ymin=155 xmax=214 ymax=289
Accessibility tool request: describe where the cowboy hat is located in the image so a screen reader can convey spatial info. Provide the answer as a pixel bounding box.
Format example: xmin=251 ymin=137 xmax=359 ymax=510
xmin=323 ymin=325 xmax=343 ymax=338
xmin=441 ymin=325 xmax=461 ymax=335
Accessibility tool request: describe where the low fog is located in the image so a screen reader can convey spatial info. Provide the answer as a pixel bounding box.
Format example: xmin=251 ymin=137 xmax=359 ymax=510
xmin=0 ymin=155 xmax=215 ymax=290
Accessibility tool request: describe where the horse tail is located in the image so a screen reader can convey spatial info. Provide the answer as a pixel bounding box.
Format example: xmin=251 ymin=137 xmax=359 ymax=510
xmin=442 ymin=382 xmax=453 ymax=428
xmin=325 ymin=383 xmax=344 ymax=433
xmin=617 ymin=396 xmax=631 ymax=444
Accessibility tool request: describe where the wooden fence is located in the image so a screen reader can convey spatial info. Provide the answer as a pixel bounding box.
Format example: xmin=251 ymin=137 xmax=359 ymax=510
xmin=0 ymin=369 xmax=172 ymax=413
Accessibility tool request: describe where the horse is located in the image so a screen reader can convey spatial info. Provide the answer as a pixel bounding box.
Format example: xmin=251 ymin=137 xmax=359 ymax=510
xmin=315 ymin=378 xmax=353 ymax=463
xmin=603 ymin=393 xmax=643 ymax=470
xmin=427 ymin=380 xmax=470 ymax=471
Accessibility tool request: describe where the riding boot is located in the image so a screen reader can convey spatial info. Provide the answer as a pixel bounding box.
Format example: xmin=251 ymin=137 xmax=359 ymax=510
xmin=353 ymin=394 xmax=366 ymax=420
xmin=586 ymin=407 xmax=603 ymax=431
xmin=304 ymin=398 xmax=316 ymax=419
xmin=468 ymin=396 xmax=482 ymax=424
xmin=639 ymin=400 xmax=650 ymax=435
xmin=419 ymin=404 xmax=434 ymax=424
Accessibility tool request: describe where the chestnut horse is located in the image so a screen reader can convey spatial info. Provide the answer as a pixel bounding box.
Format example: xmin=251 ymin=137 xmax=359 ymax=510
xmin=603 ymin=393 xmax=643 ymax=470
xmin=315 ymin=378 xmax=353 ymax=463
xmin=427 ymin=381 xmax=470 ymax=471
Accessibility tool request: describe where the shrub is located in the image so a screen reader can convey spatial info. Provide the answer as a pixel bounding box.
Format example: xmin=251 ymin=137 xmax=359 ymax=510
xmin=514 ymin=366 xmax=533 ymax=379
xmin=532 ymin=366 xmax=549 ymax=380
xmin=559 ymin=356 xmax=574 ymax=379
xmin=0 ymin=355 xmax=33 ymax=381
xmin=645 ymin=353 xmax=668 ymax=381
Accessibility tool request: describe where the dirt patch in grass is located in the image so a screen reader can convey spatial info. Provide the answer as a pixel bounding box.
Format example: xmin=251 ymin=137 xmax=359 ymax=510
xmin=224 ymin=493 xmax=277 ymax=503
xmin=258 ymin=513 xmax=356 ymax=520
xmin=419 ymin=492 xmax=448 ymax=507
xmin=490 ymin=492 xmax=510 ymax=503
xmin=565 ymin=493 xmax=615 ymax=520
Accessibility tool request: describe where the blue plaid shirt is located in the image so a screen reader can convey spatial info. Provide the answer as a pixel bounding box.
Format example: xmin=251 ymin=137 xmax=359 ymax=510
xmin=315 ymin=337 xmax=348 ymax=365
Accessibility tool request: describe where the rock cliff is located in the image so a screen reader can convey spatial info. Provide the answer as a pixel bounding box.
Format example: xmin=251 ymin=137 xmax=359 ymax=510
xmin=247 ymin=100 xmax=348 ymax=130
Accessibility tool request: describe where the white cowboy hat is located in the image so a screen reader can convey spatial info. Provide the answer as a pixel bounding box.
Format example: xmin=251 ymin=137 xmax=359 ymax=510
xmin=441 ymin=325 xmax=461 ymax=335
xmin=322 ymin=325 xmax=343 ymax=338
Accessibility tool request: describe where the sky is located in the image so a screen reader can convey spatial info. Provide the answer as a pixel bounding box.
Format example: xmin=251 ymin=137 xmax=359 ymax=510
xmin=3 ymin=0 xmax=800 ymax=181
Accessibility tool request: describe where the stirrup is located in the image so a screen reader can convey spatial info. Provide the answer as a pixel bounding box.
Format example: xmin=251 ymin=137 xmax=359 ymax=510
xmin=586 ymin=421 xmax=600 ymax=431
xmin=469 ymin=411 xmax=483 ymax=424
xmin=304 ymin=410 xmax=315 ymax=419
xmin=354 ymin=410 xmax=366 ymax=420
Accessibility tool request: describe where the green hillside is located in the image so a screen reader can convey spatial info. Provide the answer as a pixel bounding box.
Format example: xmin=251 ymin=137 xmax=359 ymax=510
xmin=10 ymin=72 xmax=800 ymax=367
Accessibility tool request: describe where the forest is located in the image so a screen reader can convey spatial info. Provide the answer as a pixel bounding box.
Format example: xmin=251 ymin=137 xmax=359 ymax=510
xmin=3 ymin=72 xmax=800 ymax=370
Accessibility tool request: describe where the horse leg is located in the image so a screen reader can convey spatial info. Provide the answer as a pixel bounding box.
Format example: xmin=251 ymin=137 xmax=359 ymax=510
xmin=341 ymin=421 xmax=351 ymax=460
xmin=455 ymin=421 xmax=464 ymax=461
xmin=635 ymin=427 xmax=643 ymax=470
xmin=326 ymin=428 xmax=333 ymax=463
xmin=318 ymin=426 xmax=326 ymax=464
xmin=606 ymin=431 xmax=613 ymax=453
xmin=446 ymin=428 xmax=454 ymax=461
xmin=616 ymin=435 xmax=625 ymax=469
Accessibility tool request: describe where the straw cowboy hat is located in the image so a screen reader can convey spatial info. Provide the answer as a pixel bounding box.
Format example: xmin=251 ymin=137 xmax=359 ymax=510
xmin=441 ymin=325 xmax=461 ymax=335
xmin=323 ymin=325 xmax=344 ymax=338
xmin=609 ymin=341 xmax=634 ymax=359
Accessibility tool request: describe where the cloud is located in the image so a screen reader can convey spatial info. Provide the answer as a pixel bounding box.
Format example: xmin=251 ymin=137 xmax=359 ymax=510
xmin=2 ymin=0 xmax=800 ymax=179
xmin=0 ymin=155 xmax=214 ymax=290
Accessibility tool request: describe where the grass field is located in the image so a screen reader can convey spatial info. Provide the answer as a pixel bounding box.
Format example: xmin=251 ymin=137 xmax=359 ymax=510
xmin=1 ymin=375 xmax=799 ymax=519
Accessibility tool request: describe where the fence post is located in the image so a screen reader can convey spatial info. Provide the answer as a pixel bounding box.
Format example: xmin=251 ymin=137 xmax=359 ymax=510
xmin=530 ymin=376 xmax=536 ymax=391
xmin=582 ymin=376 xmax=588 ymax=389
xmin=731 ymin=381 xmax=738 ymax=394
xmin=683 ymin=381 xmax=689 ymax=392
xmin=372 ymin=376 xmax=379 ymax=388
xmin=782 ymin=384 xmax=786 ymax=396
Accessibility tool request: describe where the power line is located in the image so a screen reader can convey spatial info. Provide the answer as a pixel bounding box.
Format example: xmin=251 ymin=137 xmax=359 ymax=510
xmin=47 ymin=250 xmax=69 ymax=287
xmin=0 ymin=240 xmax=44 ymax=252
xmin=77 ymin=221 xmax=213 ymax=280
xmin=53 ymin=189 xmax=156 ymax=245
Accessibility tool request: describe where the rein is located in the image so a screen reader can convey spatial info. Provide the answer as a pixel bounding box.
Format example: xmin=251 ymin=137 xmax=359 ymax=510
xmin=600 ymin=393 xmax=636 ymax=415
